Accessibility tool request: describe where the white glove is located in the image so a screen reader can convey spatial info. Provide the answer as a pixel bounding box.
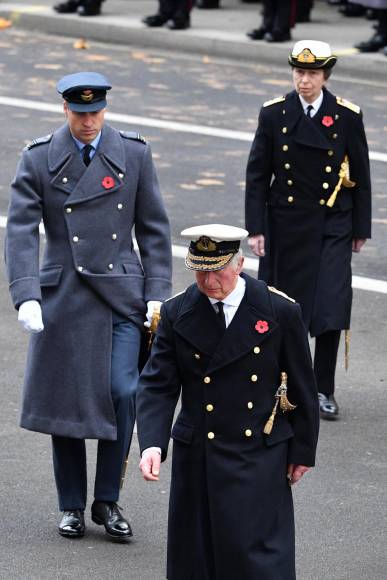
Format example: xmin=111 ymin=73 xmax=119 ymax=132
xmin=144 ymin=300 xmax=162 ymax=328
xmin=18 ymin=300 xmax=44 ymax=333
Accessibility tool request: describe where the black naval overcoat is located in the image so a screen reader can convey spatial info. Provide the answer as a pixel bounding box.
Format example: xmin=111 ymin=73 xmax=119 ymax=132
xmin=5 ymin=123 xmax=172 ymax=440
xmin=137 ymin=273 xmax=319 ymax=580
xmin=245 ymin=88 xmax=372 ymax=336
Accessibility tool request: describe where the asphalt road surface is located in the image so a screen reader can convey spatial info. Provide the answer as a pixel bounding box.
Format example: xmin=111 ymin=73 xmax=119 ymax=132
xmin=0 ymin=29 xmax=386 ymax=580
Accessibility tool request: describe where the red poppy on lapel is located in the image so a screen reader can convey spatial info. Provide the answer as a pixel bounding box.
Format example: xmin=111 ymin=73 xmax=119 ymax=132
xmin=322 ymin=116 xmax=334 ymax=128
xmin=255 ymin=320 xmax=269 ymax=334
xmin=102 ymin=176 xmax=115 ymax=189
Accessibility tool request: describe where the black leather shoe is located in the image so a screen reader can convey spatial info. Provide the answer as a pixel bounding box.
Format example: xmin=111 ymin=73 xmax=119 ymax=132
xmin=142 ymin=13 xmax=169 ymax=27
xmin=264 ymin=30 xmax=291 ymax=43
xmin=339 ymin=3 xmax=365 ymax=16
xmin=91 ymin=501 xmax=132 ymax=541
xmin=246 ymin=27 xmax=267 ymax=41
xmin=318 ymin=393 xmax=339 ymax=420
xmin=196 ymin=0 xmax=220 ymax=8
xmin=58 ymin=510 xmax=85 ymax=538
xmin=77 ymin=0 xmax=102 ymax=16
xmin=355 ymin=34 xmax=387 ymax=52
xmin=53 ymin=0 xmax=82 ymax=13
xmin=167 ymin=17 xmax=190 ymax=30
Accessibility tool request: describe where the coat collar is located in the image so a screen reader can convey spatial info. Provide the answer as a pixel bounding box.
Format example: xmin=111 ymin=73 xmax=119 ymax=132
xmin=173 ymin=274 xmax=279 ymax=373
xmin=48 ymin=124 xmax=126 ymax=202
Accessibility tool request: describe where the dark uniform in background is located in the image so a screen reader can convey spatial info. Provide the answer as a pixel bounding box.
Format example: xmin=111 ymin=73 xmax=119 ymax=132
xmin=5 ymin=72 xmax=172 ymax=539
xmin=137 ymin=224 xmax=319 ymax=580
xmin=53 ymin=0 xmax=104 ymax=16
xmin=143 ymin=0 xmax=193 ymax=30
xmin=247 ymin=0 xmax=296 ymax=42
xmin=245 ymin=41 xmax=372 ymax=420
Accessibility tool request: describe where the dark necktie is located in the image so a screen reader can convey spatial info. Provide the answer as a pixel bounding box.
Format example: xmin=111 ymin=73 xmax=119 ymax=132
xmin=306 ymin=104 xmax=314 ymax=118
xmin=82 ymin=144 xmax=93 ymax=166
xmin=215 ymin=301 xmax=226 ymax=329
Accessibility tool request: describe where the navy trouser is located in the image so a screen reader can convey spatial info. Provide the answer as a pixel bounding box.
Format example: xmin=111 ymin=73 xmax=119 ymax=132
xmin=52 ymin=317 xmax=141 ymax=511
xmin=314 ymin=330 xmax=341 ymax=396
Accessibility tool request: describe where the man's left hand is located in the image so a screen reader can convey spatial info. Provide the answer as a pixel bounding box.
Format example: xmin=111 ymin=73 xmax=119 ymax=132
xmin=144 ymin=300 xmax=162 ymax=328
xmin=352 ymin=239 xmax=366 ymax=253
xmin=287 ymin=464 xmax=310 ymax=485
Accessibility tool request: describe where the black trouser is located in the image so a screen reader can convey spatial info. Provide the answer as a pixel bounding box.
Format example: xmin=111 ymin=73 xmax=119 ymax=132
xmin=159 ymin=0 xmax=193 ymax=19
xmin=314 ymin=330 xmax=341 ymax=396
xmin=377 ymin=10 xmax=387 ymax=37
xmin=261 ymin=0 xmax=294 ymax=33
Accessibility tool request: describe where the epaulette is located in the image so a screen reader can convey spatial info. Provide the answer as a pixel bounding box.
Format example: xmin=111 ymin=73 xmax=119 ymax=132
xmin=263 ymin=96 xmax=285 ymax=108
xmin=164 ymin=290 xmax=186 ymax=303
xmin=336 ymin=96 xmax=360 ymax=114
xmin=24 ymin=134 xmax=52 ymax=150
xmin=268 ymin=286 xmax=296 ymax=303
xmin=119 ymin=130 xmax=146 ymax=144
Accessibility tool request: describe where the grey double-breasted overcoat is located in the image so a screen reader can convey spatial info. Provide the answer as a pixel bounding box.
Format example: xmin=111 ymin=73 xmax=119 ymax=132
xmin=5 ymin=123 xmax=172 ymax=440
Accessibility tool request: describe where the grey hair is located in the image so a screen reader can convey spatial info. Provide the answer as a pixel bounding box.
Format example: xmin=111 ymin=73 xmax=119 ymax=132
xmin=229 ymin=249 xmax=243 ymax=270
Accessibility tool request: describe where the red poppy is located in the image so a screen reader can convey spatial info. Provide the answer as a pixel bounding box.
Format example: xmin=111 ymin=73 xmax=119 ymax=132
xmin=322 ymin=116 xmax=334 ymax=128
xmin=255 ymin=320 xmax=269 ymax=334
xmin=102 ymin=176 xmax=115 ymax=189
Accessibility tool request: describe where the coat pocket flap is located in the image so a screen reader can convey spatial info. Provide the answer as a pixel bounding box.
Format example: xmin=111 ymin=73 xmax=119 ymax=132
xmin=122 ymin=261 xmax=144 ymax=276
xmin=39 ymin=265 xmax=63 ymax=287
xmin=263 ymin=418 xmax=294 ymax=447
xmin=171 ymin=421 xmax=194 ymax=445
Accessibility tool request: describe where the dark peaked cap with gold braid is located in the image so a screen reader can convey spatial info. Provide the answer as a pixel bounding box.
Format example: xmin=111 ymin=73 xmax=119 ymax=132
xmin=288 ymin=40 xmax=337 ymax=70
xmin=57 ymin=71 xmax=112 ymax=112
xmin=181 ymin=224 xmax=248 ymax=272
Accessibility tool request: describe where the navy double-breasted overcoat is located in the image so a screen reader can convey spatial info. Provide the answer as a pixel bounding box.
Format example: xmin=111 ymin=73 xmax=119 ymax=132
xmin=137 ymin=274 xmax=319 ymax=580
xmin=245 ymin=88 xmax=372 ymax=336
xmin=5 ymin=123 xmax=172 ymax=440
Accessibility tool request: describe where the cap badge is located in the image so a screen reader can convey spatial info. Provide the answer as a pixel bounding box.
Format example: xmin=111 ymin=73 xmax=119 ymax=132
xmin=81 ymin=90 xmax=94 ymax=102
xmin=196 ymin=236 xmax=216 ymax=252
xmin=322 ymin=116 xmax=334 ymax=127
xmin=296 ymin=48 xmax=316 ymax=64
xmin=102 ymin=176 xmax=115 ymax=189
xmin=255 ymin=320 xmax=269 ymax=334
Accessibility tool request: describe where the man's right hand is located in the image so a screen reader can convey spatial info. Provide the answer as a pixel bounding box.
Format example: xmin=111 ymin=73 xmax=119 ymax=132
xmin=248 ymin=234 xmax=265 ymax=257
xmin=139 ymin=449 xmax=161 ymax=481
xmin=18 ymin=300 xmax=44 ymax=333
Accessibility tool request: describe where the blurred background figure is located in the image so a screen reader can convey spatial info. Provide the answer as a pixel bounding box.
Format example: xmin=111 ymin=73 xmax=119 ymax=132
xmin=53 ymin=0 xmax=104 ymax=16
xmin=353 ymin=1 xmax=387 ymax=52
xmin=143 ymin=0 xmax=193 ymax=29
xmin=296 ymin=0 xmax=314 ymax=22
xmin=247 ymin=0 xmax=295 ymax=42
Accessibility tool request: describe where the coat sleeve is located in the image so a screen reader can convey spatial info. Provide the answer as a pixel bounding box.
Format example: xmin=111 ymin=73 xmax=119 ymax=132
xmin=245 ymin=107 xmax=274 ymax=235
xmin=136 ymin=303 xmax=181 ymax=461
xmin=346 ymin=110 xmax=372 ymax=240
xmin=4 ymin=151 xmax=43 ymax=309
xmin=134 ymin=143 xmax=172 ymax=302
xmin=281 ymin=304 xmax=320 ymax=467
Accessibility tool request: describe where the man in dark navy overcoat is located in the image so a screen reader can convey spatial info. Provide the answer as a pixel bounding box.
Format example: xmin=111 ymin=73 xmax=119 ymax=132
xmin=137 ymin=224 xmax=319 ymax=580
xmin=5 ymin=72 xmax=172 ymax=539
xmin=245 ymin=40 xmax=372 ymax=420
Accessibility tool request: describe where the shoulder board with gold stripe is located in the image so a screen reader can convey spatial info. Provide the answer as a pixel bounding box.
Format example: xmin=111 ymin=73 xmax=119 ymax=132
xmin=268 ymin=286 xmax=296 ymax=303
xmin=120 ymin=130 xmax=146 ymax=144
xmin=164 ymin=290 xmax=186 ymax=303
xmin=336 ymin=97 xmax=360 ymax=114
xmin=263 ymin=96 xmax=285 ymax=108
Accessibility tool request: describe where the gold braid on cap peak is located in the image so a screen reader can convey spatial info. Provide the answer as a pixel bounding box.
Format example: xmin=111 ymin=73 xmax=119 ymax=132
xmin=185 ymin=251 xmax=234 ymax=270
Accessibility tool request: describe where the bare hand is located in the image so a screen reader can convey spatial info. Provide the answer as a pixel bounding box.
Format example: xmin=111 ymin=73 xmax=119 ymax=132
xmin=248 ymin=234 xmax=265 ymax=257
xmin=139 ymin=450 xmax=161 ymax=481
xmin=287 ymin=464 xmax=310 ymax=485
xmin=352 ymin=239 xmax=366 ymax=253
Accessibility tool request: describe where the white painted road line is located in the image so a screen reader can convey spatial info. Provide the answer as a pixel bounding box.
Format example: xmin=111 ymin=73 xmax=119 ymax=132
xmin=1 ymin=215 xmax=386 ymax=294
xmin=0 ymin=95 xmax=386 ymax=163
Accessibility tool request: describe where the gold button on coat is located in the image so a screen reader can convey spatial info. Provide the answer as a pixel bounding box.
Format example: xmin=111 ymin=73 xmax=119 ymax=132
xmin=282 ymin=145 xmax=288 ymax=152
xmin=332 ymin=133 xmax=338 ymax=139
xmin=282 ymin=127 xmax=287 ymax=134
xmin=245 ymin=429 xmax=252 ymax=437
xmin=206 ymin=404 xmax=214 ymax=412
xmin=207 ymin=432 xmax=215 ymax=440
xmin=108 ymin=264 xmax=114 ymax=270
xmin=194 ymin=353 xmax=200 ymax=359
xmin=325 ymin=166 xmax=332 ymax=173
xmin=65 ymin=207 xmax=72 ymax=213
xmin=319 ymin=199 xmax=326 ymax=206
xmin=72 ymin=236 xmax=79 ymax=243
xmin=62 ymin=177 xmax=68 ymax=184
xmin=251 ymin=374 xmax=258 ymax=382
xmin=111 ymin=233 xmax=117 ymax=240
xmin=247 ymin=402 xmax=253 ymax=409
xmin=117 ymin=203 xmax=123 ymax=210
xmin=287 ymin=180 xmax=293 ymax=186
xmin=284 ymin=163 xmax=290 ymax=170
xmin=328 ymin=150 xmax=334 ymax=156
xmin=323 ymin=182 xmax=329 ymax=190
xmin=253 ymin=346 xmax=260 ymax=354
xmin=288 ymin=196 xmax=294 ymax=203
xmin=77 ymin=266 xmax=83 ymax=272
xmin=204 ymin=376 xmax=211 ymax=384
xmin=118 ymin=173 xmax=124 ymax=179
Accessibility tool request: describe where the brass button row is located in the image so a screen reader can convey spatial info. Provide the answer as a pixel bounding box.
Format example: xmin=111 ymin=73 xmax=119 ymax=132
xmin=207 ymin=429 xmax=254 ymax=440
xmin=204 ymin=374 xmax=258 ymax=385
xmin=205 ymin=402 xmax=253 ymax=412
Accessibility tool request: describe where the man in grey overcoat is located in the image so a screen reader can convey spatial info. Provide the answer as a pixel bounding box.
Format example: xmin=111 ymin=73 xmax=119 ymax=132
xmin=137 ymin=224 xmax=319 ymax=579
xmin=5 ymin=72 xmax=172 ymax=540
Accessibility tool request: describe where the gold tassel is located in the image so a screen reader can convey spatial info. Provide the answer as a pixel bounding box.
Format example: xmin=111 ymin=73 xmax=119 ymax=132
xmin=263 ymin=372 xmax=296 ymax=435
xmin=345 ymin=330 xmax=350 ymax=371
xmin=326 ymin=155 xmax=356 ymax=208
xmin=120 ymin=457 xmax=129 ymax=489
xmin=147 ymin=303 xmax=161 ymax=349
